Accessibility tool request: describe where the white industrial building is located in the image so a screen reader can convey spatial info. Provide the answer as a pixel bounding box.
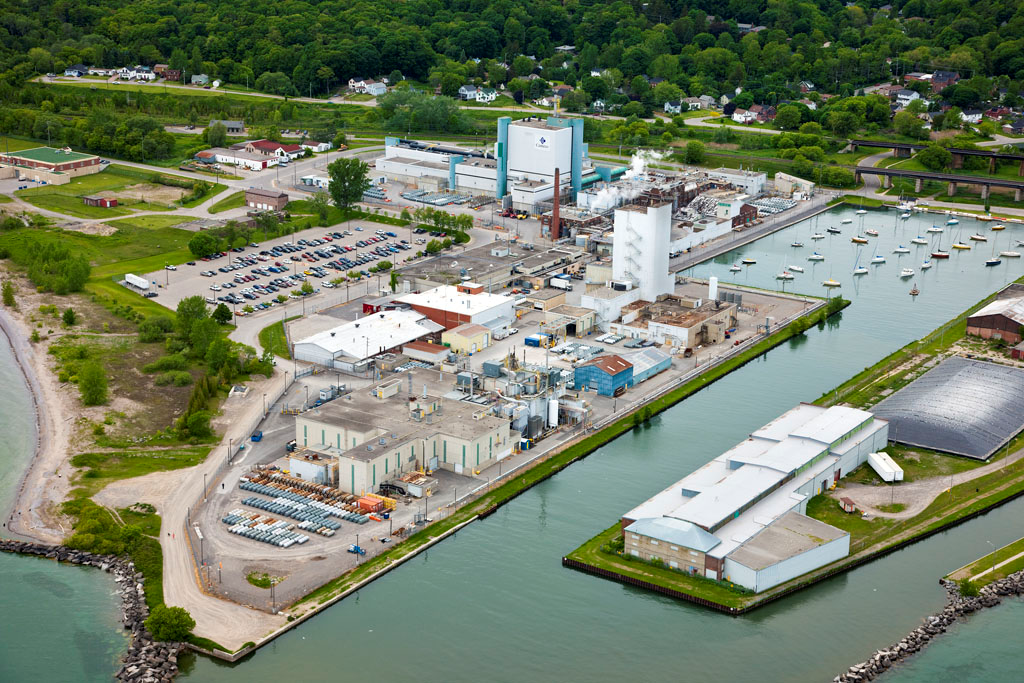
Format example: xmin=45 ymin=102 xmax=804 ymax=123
xmin=708 ymin=168 xmax=766 ymax=196
xmin=374 ymin=116 xmax=592 ymax=209
xmin=622 ymin=403 xmax=889 ymax=592
xmin=292 ymin=310 xmax=443 ymax=372
xmin=398 ymin=283 xmax=515 ymax=333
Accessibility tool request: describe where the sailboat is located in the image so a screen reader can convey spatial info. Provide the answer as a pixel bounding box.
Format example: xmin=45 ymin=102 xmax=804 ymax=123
xmin=985 ymin=242 xmax=1001 ymax=267
xmin=807 ymin=251 xmax=825 ymax=261
xmin=851 ymin=235 xmax=868 ymax=244
xmin=893 ymin=245 xmax=910 ymax=254
xmin=999 ymin=250 xmax=1021 ymax=258
xmin=741 ymin=257 xmax=757 ymax=264
xmin=788 ymin=264 xmax=805 ymax=273
xmin=841 ymin=218 xmax=853 ymax=224
xmin=827 ymin=226 xmax=842 ymax=234
xmin=911 ymin=235 xmax=928 ymax=245
xmin=865 ymin=228 xmax=879 ymax=237
xmin=969 ymin=233 xmax=987 ymax=242
xmin=856 ymin=209 xmax=868 ymax=215
xmin=811 ymin=232 xmax=826 ymax=240
xmin=900 ymin=267 xmax=914 ymax=278
xmin=910 ymin=283 xmax=920 ymax=296
xmin=992 ymin=224 xmax=1006 ymax=231
xmin=853 ymin=251 xmax=868 ymax=276
xmin=927 ymin=225 xmax=944 ymax=233
xmin=822 ymin=277 xmax=841 ymax=288
xmin=776 ymin=270 xmax=795 ymax=280
xmin=870 ymin=250 xmax=886 ymax=264
xmin=921 ymin=259 xmax=932 ymax=269
xmin=946 ymin=218 xmax=959 ymax=225
xmin=729 ymin=263 xmax=741 ymax=272
xmin=951 ymin=229 xmax=970 ymax=250
xmin=901 ymin=212 xmax=911 ymax=220
xmin=790 ymin=240 xmax=804 ymax=248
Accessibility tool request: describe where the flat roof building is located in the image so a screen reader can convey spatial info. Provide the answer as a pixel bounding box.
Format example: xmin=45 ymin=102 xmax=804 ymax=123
xmin=0 ymin=147 xmax=103 ymax=183
xmin=399 ymin=283 xmax=515 ymax=332
xmin=245 ymin=188 xmax=289 ymax=212
xmin=574 ymin=354 xmax=633 ymax=396
xmin=621 ymin=403 xmax=888 ymax=592
xmin=292 ymin=310 xmax=443 ymax=372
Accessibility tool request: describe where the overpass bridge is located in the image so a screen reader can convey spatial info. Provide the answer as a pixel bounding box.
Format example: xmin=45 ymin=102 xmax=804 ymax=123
xmin=848 ymin=139 xmax=1024 ymax=174
xmin=854 ymin=165 xmax=1024 ymax=200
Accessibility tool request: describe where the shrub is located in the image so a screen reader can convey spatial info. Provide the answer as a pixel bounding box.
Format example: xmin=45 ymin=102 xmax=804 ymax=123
xmin=78 ymin=362 xmax=108 ymax=406
xmin=145 ymin=605 xmax=195 ymax=642
xmin=154 ymin=370 xmax=193 ymax=386
xmin=957 ymin=578 xmax=979 ymax=597
xmin=143 ymin=354 xmax=189 ymax=373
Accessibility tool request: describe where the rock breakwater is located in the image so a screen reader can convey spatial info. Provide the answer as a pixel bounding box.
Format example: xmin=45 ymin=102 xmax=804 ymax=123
xmin=834 ymin=570 xmax=1024 ymax=682
xmin=0 ymin=539 xmax=182 ymax=682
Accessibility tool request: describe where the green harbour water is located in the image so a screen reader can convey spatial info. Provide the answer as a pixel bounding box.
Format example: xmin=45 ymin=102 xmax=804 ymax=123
xmin=2 ymin=206 xmax=1023 ymax=681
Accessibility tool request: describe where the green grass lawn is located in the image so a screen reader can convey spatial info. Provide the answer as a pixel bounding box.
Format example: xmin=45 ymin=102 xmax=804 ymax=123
xmin=69 ymin=446 xmax=211 ymax=499
xmin=117 ymin=505 xmax=162 ymax=537
xmin=208 ymin=190 xmax=245 ymax=214
xmin=0 ymin=194 xmax=11 ymax=203
xmin=257 ymin=317 xmax=297 ymax=358
xmin=0 ymin=136 xmax=45 ymax=152
xmin=843 ymin=445 xmax=983 ymax=485
xmin=949 ymin=536 xmax=1024 ymax=581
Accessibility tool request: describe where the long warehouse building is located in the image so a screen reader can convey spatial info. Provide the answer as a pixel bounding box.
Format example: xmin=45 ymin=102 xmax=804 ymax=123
xmin=621 ymin=403 xmax=889 ymax=593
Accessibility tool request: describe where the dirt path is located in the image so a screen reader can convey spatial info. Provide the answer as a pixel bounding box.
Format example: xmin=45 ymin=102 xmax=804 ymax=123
xmin=835 ymin=445 xmax=1024 ymax=520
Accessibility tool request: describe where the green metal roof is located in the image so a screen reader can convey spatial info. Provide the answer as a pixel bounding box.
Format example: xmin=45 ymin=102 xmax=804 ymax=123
xmin=5 ymin=147 xmax=98 ymax=164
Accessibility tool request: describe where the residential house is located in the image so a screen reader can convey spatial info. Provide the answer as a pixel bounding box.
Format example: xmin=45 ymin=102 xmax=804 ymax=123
xmin=683 ymin=97 xmax=703 ymax=110
xmin=348 ymin=77 xmax=368 ymax=91
xmin=555 ymin=45 xmax=576 ymax=53
xmin=931 ymin=71 xmax=960 ymax=92
xmin=153 ymin=64 xmax=169 ymax=76
xmin=731 ymin=108 xmax=756 ymax=124
xmin=300 ymin=141 xmax=332 ymax=153
xmin=797 ymin=98 xmax=817 ymax=111
xmin=245 ymin=140 xmax=303 ymax=160
xmin=664 ymin=101 xmax=683 ymax=115
xmin=458 ymin=85 xmax=479 ymax=100
xmin=985 ymin=106 xmax=1010 ymax=120
xmin=799 ymin=80 xmax=815 ymax=93
xmin=195 ymin=148 xmax=278 ymax=171
xmin=475 ymin=88 xmax=498 ymax=103
xmin=278 ymin=144 xmax=304 ymax=160
xmin=120 ymin=65 xmax=155 ymax=81
xmin=961 ymin=109 xmax=983 ymax=125
xmin=648 ymin=77 xmax=666 ymax=88
xmin=896 ymin=89 xmax=920 ymax=108
xmin=904 ymin=72 xmax=931 ymax=85
xmin=162 ymin=69 xmax=182 ymax=82
xmin=591 ymin=99 xmax=606 ymax=112
xmin=87 ymin=68 xmax=112 ymax=77
xmin=365 ymin=81 xmax=387 ymax=97
xmin=1003 ymin=119 xmax=1024 ymax=135
xmin=210 ymin=120 xmax=244 ymax=134
xmin=750 ymin=104 xmax=776 ymax=122
xmin=590 ymin=69 xmax=602 ymax=78
xmin=698 ymin=95 xmax=717 ymax=109
xmin=190 ymin=73 xmax=210 ymax=86
xmin=64 ymin=64 xmax=89 ymax=77
xmin=551 ymin=84 xmax=574 ymax=98
xmin=719 ymin=93 xmax=734 ymax=107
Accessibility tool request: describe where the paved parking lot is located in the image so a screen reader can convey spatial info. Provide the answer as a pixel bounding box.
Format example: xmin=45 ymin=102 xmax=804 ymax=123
xmin=140 ymin=221 xmax=420 ymax=314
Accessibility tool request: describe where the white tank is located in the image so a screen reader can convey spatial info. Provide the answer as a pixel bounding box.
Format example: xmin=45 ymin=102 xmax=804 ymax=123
xmin=547 ymin=399 xmax=559 ymax=427
xmin=708 ymin=276 xmax=718 ymax=301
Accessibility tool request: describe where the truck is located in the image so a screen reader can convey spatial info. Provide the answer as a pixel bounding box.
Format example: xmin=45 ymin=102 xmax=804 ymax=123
xmin=347 ymin=544 xmax=366 ymax=556
xmin=550 ymin=277 xmax=572 ymax=291
xmin=250 ymin=431 xmax=263 ymax=442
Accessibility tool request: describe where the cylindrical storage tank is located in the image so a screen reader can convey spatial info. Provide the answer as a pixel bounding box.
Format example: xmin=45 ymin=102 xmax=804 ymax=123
xmin=708 ymin=276 xmax=718 ymax=301
xmin=547 ymin=399 xmax=559 ymax=427
xmin=528 ymin=415 xmax=544 ymax=439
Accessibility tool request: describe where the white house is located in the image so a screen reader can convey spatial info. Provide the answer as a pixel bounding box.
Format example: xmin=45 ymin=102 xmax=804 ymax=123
xmin=458 ymin=85 xmax=479 ymax=100
xmin=475 ymin=88 xmax=498 ymax=103
xmin=896 ymin=89 xmax=920 ymax=108
xmin=365 ymin=82 xmax=387 ymax=97
xmin=664 ymin=101 xmax=683 ymax=115
xmin=699 ymin=95 xmax=717 ymax=109
xmin=300 ymin=141 xmax=332 ymax=153
xmin=119 ymin=65 xmax=155 ymax=81
xmin=683 ymin=97 xmax=703 ymax=110
xmin=731 ymin=108 xmax=756 ymax=124
xmin=348 ymin=77 xmax=369 ymax=91
xmin=961 ymin=109 xmax=983 ymax=125
xmin=64 ymin=64 xmax=89 ymax=77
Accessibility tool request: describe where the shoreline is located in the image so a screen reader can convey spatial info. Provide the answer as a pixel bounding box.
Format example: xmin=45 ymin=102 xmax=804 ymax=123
xmin=0 ymin=304 xmax=64 ymax=544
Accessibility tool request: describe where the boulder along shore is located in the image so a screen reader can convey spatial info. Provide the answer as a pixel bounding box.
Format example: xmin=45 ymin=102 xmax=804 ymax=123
xmin=0 ymin=539 xmax=183 ymax=682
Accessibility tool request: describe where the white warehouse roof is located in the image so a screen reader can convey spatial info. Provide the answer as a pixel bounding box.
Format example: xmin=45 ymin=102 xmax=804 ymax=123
xmin=399 ymin=285 xmax=512 ymax=316
xmin=626 ymin=517 xmax=721 ymax=553
xmin=295 ymin=310 xmax=442 ymax=361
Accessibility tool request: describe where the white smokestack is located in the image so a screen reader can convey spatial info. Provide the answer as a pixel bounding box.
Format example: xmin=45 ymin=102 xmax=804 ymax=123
xmin=708 ymin=276 xmax=718 ymax=301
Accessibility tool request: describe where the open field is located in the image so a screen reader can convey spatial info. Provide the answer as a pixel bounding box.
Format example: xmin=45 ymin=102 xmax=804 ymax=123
xmin=948 ymin=536 xmax=1024 ymax=583
xmin=257 ymin=317 xmax=297 ymax=359
xmin=70 ymin=446 xmax=211 ymax=499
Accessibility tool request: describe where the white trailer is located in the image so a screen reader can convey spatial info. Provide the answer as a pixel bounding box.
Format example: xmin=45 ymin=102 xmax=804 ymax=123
xmin=867 ymin=451 xmax=903 ymax=482
xmin=125 ymin=273 xmax=149 ymax=290
xmin=550 ymin=278 xmax=572 ymax=291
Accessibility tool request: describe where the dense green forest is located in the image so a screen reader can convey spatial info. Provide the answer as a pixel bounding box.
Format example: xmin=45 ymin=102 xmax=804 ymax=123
xmin=2 ymin=0 xmax=1024 ymax=102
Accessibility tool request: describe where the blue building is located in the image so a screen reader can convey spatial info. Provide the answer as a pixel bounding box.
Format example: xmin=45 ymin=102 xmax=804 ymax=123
xmin=625 ymin=348 xmax=672 ymax=383
xmin=575 ymin=355 xmax=633 ymax=396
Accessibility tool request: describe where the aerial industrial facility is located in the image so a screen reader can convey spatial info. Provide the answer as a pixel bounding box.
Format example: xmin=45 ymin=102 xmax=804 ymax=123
xmin=621 ymin=404 xmax=889 ymax=592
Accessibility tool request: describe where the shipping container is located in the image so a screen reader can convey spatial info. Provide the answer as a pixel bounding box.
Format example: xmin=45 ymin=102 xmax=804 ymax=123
xmin=357 ymin=496 xmax=384 ymax=513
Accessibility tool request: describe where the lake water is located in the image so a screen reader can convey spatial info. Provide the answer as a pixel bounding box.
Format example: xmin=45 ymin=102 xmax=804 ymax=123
xmin=2 ymin=206 xmax=1022 ymax=681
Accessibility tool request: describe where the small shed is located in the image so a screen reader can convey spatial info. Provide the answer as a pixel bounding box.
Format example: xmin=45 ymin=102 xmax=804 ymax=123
xmin=83 ymin=195 xmax=117 ymax=208
xmin=402 ymin=341 xmax=449 ymax=364
xmin=839 ymin=497 xmax=857 ymax=514
xmin=1011 ymin=340 xmax=1024 ymax=360
xmin=442 ymin=323 xmax=491 ymax=355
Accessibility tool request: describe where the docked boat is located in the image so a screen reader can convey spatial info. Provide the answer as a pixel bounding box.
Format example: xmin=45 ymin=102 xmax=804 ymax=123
xmin=841 ymin=218 xmax=853 ymax=224
xmin=807 ymin=252 xmax=825 ymax=261
xmin=910 ymin=284 xmax=920 ymax=296
xmin=927 ymin=225 xmax=944 ymax=233
xmin=851 ymin=236 xmax=868 ymax=244
xmin=1017 ymin=240 xmax=1024 ymax=247
xmin=871 ymin=252 xmax=886 ymax=264
xmin=822 ymin=278 xmax=841 ymax=287
xmin=827 ymin=226 xmax=842 ymax=234
xmin=811 ymin=233 xmax=826 ymax=240
xmin=930 ymin=250 xmax=949 ymax=259
xmin=911 ymin=236 xmax=928 ymax=245
xmin=856 ymin=209 xmax=867 ymax=215
xmin=947 ymin=218 xmax=959 ymax=225
xmin=741 ymin=258 xmax=756 ymax=265
xmin=921 ymin=260 xmax=933 ymax=269
xmin=952 ymin=242 xmax=971 ymax=250
xmin=893 ymin=245 xmax=910 ymax=254
xmin=985 ymin=257 xmax=1002 ymax=267
xmin=969 ymin=234 xmax=987 ymax=242
xmin=999 ymin=251 xmax=1021 ymax=258
xmin=791 ymin=241 xmax=804 ymax=248
xmin=853 ymin=251 xmax=867 ymax=276
xmin=992 ymin=224 xmax=1006 ymax=231
xmin=776 ymin=270 xmax=795 ymax=281
xmin=901 ymin=213 xmax=911 ymax=220
xmin=730 ymin=264 xmax=742 ymax=272
xmin=865 ymin=229 xmax=879 ymax=236
xmin=900 ymin=267 xmax=914 ymax=278
xmin=788 ymin=265 xmax=805 ymax=273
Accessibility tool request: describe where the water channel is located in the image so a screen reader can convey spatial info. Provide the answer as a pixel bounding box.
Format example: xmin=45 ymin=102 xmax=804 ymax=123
xmin=1 ymin=205 xmax=1022 ymax=680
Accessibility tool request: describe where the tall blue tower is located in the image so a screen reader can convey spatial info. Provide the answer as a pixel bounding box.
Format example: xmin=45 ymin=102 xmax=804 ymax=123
xmin=496 ymin=117 xmax=510 ymax=200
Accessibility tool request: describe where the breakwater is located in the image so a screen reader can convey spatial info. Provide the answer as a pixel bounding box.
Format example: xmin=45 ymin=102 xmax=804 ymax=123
xmin=0 ymin=540 xmax=182 ymax=682
xmin=834 ymin=570 xmax=1024 ymax=682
